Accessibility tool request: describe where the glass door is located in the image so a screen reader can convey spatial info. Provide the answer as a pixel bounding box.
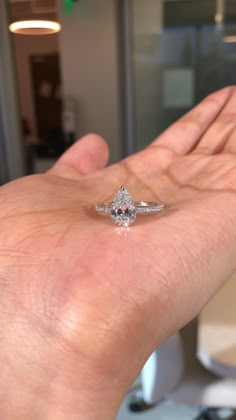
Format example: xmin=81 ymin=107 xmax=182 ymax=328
xmin=0 ymin=0 xmax=26 ymax=183
xmin=128 ymin=0 xmax=236 ymax=151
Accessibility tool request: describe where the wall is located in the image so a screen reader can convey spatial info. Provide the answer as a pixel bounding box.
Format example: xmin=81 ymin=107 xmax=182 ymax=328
xmin=58 ymin=0 xmax=121 ymax=163
xmin=13 ymin=33 xmax=59 ymax=144
xmin=134 ymin=0 xmax=163 ymax=35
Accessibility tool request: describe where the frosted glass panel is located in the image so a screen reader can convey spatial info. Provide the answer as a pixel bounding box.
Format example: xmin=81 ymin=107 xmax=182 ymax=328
xmin=163 ymin=69 xmax=194 ymax=108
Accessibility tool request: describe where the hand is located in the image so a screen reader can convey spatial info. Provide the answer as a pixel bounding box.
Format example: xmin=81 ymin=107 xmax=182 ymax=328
xmin=1 ymin=86 xmax=236 ymax=419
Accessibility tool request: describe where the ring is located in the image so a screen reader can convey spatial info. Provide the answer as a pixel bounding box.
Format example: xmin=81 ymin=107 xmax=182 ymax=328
xmin=95 ymin=186 xmax=164 ymax=227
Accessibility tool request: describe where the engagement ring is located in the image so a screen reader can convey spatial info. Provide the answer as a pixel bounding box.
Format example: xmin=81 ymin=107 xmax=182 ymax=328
xmin=95 ymin=186 xmax=164 ymax=227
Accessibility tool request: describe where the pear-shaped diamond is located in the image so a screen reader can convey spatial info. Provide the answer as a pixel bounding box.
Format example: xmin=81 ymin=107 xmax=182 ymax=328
xmin=111 ymin=187 xmax=136 ymax=227
xmin=114 ymin=186 xmax=133 ymax=206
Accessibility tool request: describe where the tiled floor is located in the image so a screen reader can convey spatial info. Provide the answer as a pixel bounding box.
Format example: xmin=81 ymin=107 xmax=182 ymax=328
xmin=116 ymin=398 xmax=199 ymax=420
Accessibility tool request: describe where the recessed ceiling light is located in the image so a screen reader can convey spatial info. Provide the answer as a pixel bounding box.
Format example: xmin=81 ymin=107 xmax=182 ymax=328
xmin=9 ymin=20 xmax=61 ymax=35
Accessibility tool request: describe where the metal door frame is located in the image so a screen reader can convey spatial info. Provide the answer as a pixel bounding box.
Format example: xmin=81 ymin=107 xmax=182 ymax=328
xmin=0 ymin=0 xmax=26 ymax=182
xmin=119 ymin=0 xmax=136 ymax=157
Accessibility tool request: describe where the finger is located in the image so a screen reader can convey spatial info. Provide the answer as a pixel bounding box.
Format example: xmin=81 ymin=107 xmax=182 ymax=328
xmin=223 ymin=106 xmax=236 ymax=152
xmin=49 ymin=134 xmax=109 ymax=180
xmin=223 ymin=135 xmax=236 ymax=154
xmin=194 ymin=86 xmax=236 ymax=154
xmin=150 ymin=86 xmax=233 ymax=155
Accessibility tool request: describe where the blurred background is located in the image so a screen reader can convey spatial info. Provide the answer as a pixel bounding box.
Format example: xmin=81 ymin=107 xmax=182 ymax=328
xmin=2 ymin=0 xmax=236 ymax=181
xmin=1 ymin=1 xmax=236 ymax=419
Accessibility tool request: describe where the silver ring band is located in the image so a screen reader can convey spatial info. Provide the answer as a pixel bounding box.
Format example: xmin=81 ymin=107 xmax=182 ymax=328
xmin=96 ymin=201 xmax=164 ymax=215
xmin=95 ymin=186 xmax=165 ymax=226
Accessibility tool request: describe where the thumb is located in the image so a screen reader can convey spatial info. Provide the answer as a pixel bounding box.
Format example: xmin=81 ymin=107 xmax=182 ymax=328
xmin=49 ymin=134 xmax=109 ymax=180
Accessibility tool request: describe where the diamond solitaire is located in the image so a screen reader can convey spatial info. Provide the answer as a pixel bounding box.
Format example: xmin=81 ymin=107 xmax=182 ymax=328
xmin=95 ymin=186 xmax=164 ymax=227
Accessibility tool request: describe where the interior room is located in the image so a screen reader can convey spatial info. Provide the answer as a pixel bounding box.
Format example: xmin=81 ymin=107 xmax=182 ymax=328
xmin=1 ymin=1 xmax=236 ymax=419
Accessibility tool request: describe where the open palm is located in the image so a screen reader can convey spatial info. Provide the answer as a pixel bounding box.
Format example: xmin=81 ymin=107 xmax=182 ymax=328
xmin=1 ymin=87 xmax=236 ymax=419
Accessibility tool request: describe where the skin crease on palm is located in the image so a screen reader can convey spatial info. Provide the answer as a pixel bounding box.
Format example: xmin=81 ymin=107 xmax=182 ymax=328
xmin=1 ymin=87 xmax=236 ymax=419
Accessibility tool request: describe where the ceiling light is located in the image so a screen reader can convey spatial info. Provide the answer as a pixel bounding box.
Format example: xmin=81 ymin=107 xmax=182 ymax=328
xmin=224 ymin=35 xmax=236 ymax=43
xmin=224 ymin=27 xmax=236 ymax=43
xmin=9 ymin=20 xmax=61 ymax=35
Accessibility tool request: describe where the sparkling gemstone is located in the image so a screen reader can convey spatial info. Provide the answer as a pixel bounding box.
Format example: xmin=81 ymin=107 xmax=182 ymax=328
xmin=111 ymin=186 xmax=136 ymax=227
